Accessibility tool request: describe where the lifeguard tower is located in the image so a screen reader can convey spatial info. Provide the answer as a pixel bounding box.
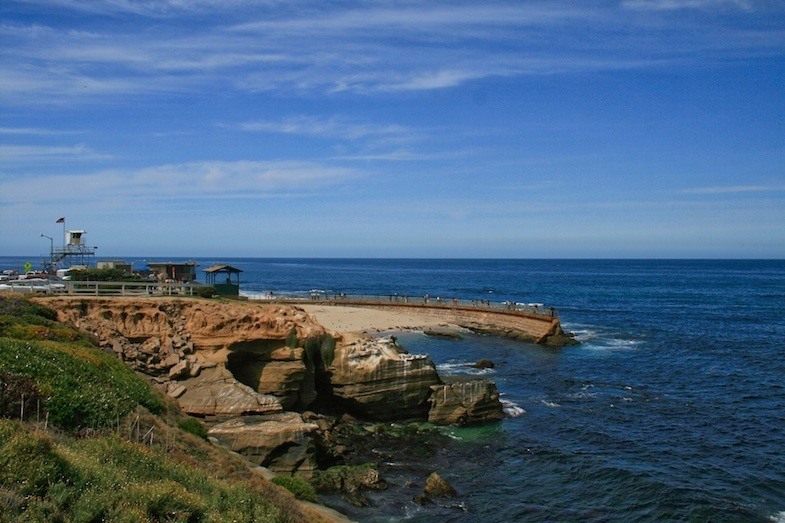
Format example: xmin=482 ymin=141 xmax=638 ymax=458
xmin=51 ymin=229 xmax=98 ymax=269
xmin=204 ymin=264 xmax=243 ymax=296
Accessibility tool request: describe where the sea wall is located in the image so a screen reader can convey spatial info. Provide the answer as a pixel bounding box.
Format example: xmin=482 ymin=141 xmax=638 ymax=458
xmin=315 ymin=302 xmax=575 ymax=346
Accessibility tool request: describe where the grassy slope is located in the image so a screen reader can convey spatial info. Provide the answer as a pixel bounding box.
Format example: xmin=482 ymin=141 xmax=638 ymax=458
xmin=0 ymin=295 xmax=330 ymax=523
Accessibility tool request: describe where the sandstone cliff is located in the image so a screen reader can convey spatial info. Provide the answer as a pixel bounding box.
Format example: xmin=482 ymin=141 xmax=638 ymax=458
xmin=39 ymin=297 xmax=330 ymax=412
xmin=329 ymin=337 xmax=440 ymax=420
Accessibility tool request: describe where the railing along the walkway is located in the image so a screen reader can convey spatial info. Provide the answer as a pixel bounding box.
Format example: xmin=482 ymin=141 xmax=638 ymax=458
xmin=0 ymin=280 xmax=195 ymax=296
xmin=243 ymin=292 xmax=558 ymax=319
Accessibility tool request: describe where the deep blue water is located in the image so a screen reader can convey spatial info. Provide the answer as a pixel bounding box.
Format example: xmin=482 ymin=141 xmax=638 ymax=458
xmin=2 ymin=258 xmax=784 ymax=522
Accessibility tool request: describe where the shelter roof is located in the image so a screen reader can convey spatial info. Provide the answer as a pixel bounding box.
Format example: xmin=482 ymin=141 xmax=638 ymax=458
xmin=203 ymin=264 xmax=243 ymax=274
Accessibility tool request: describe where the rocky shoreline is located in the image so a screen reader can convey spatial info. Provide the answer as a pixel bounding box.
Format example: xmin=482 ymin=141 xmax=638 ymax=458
xmin=37 ymin=297 xmax=511 ymax=514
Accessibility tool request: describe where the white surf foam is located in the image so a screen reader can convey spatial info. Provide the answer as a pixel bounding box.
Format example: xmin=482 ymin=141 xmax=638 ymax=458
xmin=583 ymin=338 xmax=643 ymax=351
xmin=500 ymin=397 xmax=525 ymax=418
xmin=436 ymin=361 xmax=495 ymax=376
xmin=541 ymin=399 xmax=561 ymax=408
xmin=769 ymin=511 xmax=785 ymax=523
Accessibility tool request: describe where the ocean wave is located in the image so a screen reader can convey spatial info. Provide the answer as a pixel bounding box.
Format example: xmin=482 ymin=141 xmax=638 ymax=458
xmin=582 ymin=338 xmax=643 ymax=351
xmin=501 ymin=398 xmax=525 ymax=418
xmin=436 ymin=361 xmax=496 ymax=376
xmin=541 ymin=399 xmax=561 ymax=408
xmin=770 ymin=511 xmax=785 ymax=523
xmin=563 ymin=323 xmax=644 ymax=351
xmin=565 ymin=384 xmax=596 ymax=399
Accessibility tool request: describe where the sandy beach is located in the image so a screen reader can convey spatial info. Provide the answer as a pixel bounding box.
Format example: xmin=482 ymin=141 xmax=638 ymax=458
xmin=298 ymin=304 xmax=454 ymax=338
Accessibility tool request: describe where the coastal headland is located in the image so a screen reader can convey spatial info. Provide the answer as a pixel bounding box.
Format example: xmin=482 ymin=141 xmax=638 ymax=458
xmin=25 ymin=295 xmax=572 ymax=513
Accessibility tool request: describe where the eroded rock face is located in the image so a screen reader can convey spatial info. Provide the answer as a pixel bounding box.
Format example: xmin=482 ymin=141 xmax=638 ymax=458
xmin=329 ymin=337 xmax=440 ymax=420
xmin=38 ymin=297 xmax=328 ymax=408
xmin=208 ymin=412 xmax=319 ymax=475
xmin=427 ymin=379 xmax=504 ymax=426
xmin=227 ymin=346 xmax=315 ymax=410
xmin=42 ymin=297 xmax=328 ymax=353
xmin=177 ymin=366 xmax=282 ymax=418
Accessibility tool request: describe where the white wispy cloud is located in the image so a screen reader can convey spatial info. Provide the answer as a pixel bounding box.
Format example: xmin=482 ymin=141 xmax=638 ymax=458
xmin=679 ymin=184 xmax=785 ymax=194
xmin=0 ymin=160 xmax=358 ymax=205
xmin=235 ymin=116 xmax=411 ymax=141
xmin=621 ymin=0 xmax=752 ymax=11
xmin=0 ymin=127 xmax=83 ymax=135
xmin=1 ymin=2 xmax=783 ymax=103
xmin=0 ymin=144 xmax=109 ymax=162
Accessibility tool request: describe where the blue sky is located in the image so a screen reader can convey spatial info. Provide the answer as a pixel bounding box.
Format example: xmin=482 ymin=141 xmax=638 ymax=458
xmin=1 ymin=0 xmax=783 ymax=258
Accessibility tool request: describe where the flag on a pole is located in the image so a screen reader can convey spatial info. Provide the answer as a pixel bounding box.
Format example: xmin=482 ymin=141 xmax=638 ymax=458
xmin=56 ymin=217 xmax=65 ymax=223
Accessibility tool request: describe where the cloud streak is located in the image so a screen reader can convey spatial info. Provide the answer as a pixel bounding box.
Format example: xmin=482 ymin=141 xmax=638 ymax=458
xmin=679 ymin=184 xmax=785 ymax=194
xmin=0 ymin=160 xmax=359 ymax=207
xmin=2 ymin=2 xmax=783 ymax=104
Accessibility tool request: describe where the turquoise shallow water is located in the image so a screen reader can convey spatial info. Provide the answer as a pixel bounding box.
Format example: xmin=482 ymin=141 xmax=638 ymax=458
xmin=2 ymin=258 xmax=783 ymax=521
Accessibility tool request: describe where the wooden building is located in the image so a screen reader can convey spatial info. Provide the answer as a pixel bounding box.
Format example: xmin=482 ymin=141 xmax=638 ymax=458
xmin=203 ymin=264 xmax=242 ymax=296
xmin=147 ymin=261 xmax=198 ymax=283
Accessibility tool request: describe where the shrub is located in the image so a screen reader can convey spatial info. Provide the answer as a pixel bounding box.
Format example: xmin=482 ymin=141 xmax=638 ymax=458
xmin=194 ymin=285 xmax=216 ymax=299
xmin=271 ymin=475 xmax=316 ymax=502
xmin=177 ymin=417 xmax=208 ymax=440
xmin=67 ymin=268 xmax=139 ymax=282
xmin=0 ymin=296 xmax=57 ymax=321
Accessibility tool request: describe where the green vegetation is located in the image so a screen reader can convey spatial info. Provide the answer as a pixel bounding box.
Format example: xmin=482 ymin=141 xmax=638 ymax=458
xmin=271 ymin=475 xmax=316 ymax=503
xmin=285 ymin=327 xmax=299 ymax=349
xmin=0 ymin=295 xmax=94 ymax=345
xmin=0 ymin=420 xmax=304 ymax=522
xmin=0 ymin=338 xmax=163 ymax=429
xmin=0 ymin=296 xmax=319 ymax=522
xmin=177 ymin=417 xmax=208 ymax=440
xmin=311 ymin=463 xmax=381 ymax=493
xmin=67 ymin=268 xmax=141 ymax=282
xmin=194 ymin=285 xmax=217 ymax=299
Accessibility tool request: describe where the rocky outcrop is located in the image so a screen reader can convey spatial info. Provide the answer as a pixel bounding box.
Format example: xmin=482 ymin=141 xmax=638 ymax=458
xmin=427 ymin=379 xmax=504 ymax=426
xmin=176 ymin=366 xmax=282 ymax=418
xmin=423 ymin=326 xmax=463 ymax=340
xmin=38 ymin=297 xmax=330 ymax=408
xmin=424 ymin=472 xmax=457 ymax=498
xmin=544 ymin=325 xmax=580 ymax=347
xmin=208 ymin=412 xmax=319 ymax=475
xmin=311 ymin=463 xmax=388 ymax=508
xmin=329 ymin=337 xmax=440 ymax=420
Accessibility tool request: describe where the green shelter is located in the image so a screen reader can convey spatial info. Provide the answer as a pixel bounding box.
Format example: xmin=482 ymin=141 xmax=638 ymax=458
xmin=204 ymin=264 xmax=243 ymax=296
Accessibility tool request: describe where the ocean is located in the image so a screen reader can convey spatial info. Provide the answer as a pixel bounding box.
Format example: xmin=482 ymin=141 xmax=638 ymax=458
xmin=2 ymin=257 xmax=783 ymax=522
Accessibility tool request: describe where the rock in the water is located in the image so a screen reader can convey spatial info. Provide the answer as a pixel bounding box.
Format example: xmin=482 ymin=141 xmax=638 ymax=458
xmin=423 ymin=327 xmax=463 ymax=340
xmin=427 ymin=379 xmax=504 ymax=425
xmin=176 ymin=366 xmax=282 ymax=418
xmin=473 ymin=358 xmax=495 ymax=369
xmin=412 ymin=493 xmax=432 ymax=505
xmin=424 ymin=472 xmax=457 ymax=498
xmin=329 ymin=337 xmax=440 ymax=420
xmin=208 ymin=412 xmax=319 ymax=475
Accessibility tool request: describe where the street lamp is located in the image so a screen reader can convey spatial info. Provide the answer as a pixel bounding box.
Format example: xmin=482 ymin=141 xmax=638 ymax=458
xmin=40 ymin=234 xmax=54 ymax=273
